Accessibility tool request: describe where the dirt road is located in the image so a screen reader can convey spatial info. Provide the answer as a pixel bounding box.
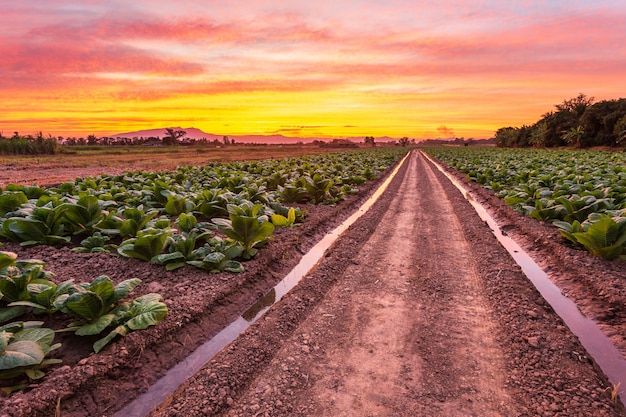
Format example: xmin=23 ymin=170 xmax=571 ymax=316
xmin=151 ymin=152 xmax=623 ymax=416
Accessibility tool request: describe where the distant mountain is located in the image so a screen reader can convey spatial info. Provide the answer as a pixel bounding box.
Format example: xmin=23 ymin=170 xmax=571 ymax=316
xmin=109 ymin=127 xmax=399 ymax=144
xmin=111 ymin=127 xmax=322 ymax=144
xmin=111 ymin=127 xmax=221 ymax=141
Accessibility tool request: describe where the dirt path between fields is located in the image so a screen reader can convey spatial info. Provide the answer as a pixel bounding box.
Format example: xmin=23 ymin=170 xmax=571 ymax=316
xmin=150 ymin=152 xmax=624 ymax=417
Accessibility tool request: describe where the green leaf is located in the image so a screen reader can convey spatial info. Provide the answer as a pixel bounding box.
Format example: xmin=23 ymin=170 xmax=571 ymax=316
xmin=75 ymin=313 xmax=116 ymax=336
xmin=223 ymin=261 xmax=244 ymax=273
xmin=0 ymin=251 xmax=18 ymax=270
xmin=0 ymin=340 xmax=44 ymax=370
xmin=65 ymin=292 xmax=104 ymax=321
xmin=87 ymin=276 xmax=115 ymax=303
xmin=165 ymin=262 xmax=186 ymax=271
xmin=586 ymin=216 xmax=618 ymax=246
xmin=4 ymin=218 xmax=48 ymax=242
xmin=25 ymin=368 xmax=45 ymax=380
xmin=8 ymin=301 xmax=48 ymax=310
xmin=590 ymin=244 xmax=624 ymax=260
xmin=125 ymin=300 xmax=168 ymax=330
xmin=112 ymin=278 xmax=141 ymax=304
xmin=119 ymin=219 xmax=140 ymax=238
xmin=12 ymin=327 xmax=55 ymax=350
xmin=122 ymin=231 xmax=171 ymax=261
xmin=93 ymin=325 xmax=128 ymax=353
xmin=153 ymin=252 xmax=186 ymax=265
xmin=0 ymin=306 xmax=26 ymax=324
xmin=271 ymin=213 xmax=289 ymax=227
xmin=176 ymin=212 xmax=197 ymax=233
xmin=0 ymin=192 xmax=28 ymax=217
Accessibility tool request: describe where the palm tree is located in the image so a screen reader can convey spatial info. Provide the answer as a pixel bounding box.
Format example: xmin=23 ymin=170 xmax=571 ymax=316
xmin=561 ymin=125 xmax=586 ymax=147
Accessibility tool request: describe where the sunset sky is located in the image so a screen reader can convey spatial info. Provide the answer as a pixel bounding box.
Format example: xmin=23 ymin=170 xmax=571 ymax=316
xmin=1 ymin=0 xmax=625 ymax=140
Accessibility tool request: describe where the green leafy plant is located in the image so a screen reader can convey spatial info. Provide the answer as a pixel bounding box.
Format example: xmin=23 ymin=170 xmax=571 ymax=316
xmin=271 ymin=207 xmax=297 ymax=227
xmin=55 ymin=276 xmax=142 ymax=337
xmin=0 ymin=258 xmax=54 ymax=304
xmin=554 ymin=195 xmax=611 ymax=223
xmin=117 ymin=228 xmax=173 ymax=262
xmin=112 ymin=207 xmax=160 ymax=238
xmin=176 ymin=212 xmax=198 ymax=233
xmin=553 ymin=219 xmax=586 ymax=247
xmin=3 ymin=184 xmax=47 ymax=200
xmin=304 ymin=173 xmax=334 ymax=204
xmin=195 ymin=189 xmax=232 ymax=219
xmin=57 ymin=195 xmax=108 ymax=235
xmin=0 ymin=206 xmax=71 ymax=246
xmin=0 ymin=252 xmax=26 ymax=324
xmin=212 ymin=203 xmax=275 ymax=259
xmin=153 ymin=232 xmax=204 ymax=271
xmin=523 ymin=199 xmax=561 ymax=222
xmin=277 ymin=185 xmax=308 ymax=204
xmin=555 ymin=214 xmax=626 ymax=259
xmin=164 ymin=193 xmax=194 ymax=216
xmin=92 ymin=293 xmax=168 ymax=353
xmin=186 ymin=238 xmax=244 ymax=273
xmin=0 ymin=192 xmax=28 ymax=217
xmin=9 ymin=280 xmax=74 ymax=315
xmin=0 ymin=321 xmax=62 ymax=392
xmin=0 ymin=251 xmax=17 ymax=270
xmin=72 ymin=232 xmax=111 ymax=253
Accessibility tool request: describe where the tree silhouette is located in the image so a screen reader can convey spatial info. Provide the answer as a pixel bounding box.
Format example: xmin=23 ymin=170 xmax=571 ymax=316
xmin=163 ymin=128 xmax=186 ymax=146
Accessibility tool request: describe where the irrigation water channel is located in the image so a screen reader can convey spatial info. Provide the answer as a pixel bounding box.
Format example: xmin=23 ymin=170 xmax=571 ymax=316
xmin=116 ymin=150 xmax=626 ymax=416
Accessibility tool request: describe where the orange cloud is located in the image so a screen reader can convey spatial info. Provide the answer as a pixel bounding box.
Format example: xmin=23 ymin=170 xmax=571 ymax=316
xmin=1 ymin=1 xmax=625 ymax=139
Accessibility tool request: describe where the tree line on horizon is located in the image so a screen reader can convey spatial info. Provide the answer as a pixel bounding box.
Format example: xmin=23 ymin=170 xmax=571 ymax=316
xmin=0 ymin=126 xmax=421 ymax=155
xmin=0 ymin=128 xmax=237 ymax=154
xmin=494 ymin=94 xmax=626 ymax=148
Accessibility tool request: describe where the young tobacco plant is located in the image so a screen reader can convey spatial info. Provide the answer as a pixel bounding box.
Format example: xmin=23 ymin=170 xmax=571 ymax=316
xmin=92 ymin=293 xmax=168 ymax=353
xmin=304 ymin=173 xmax=334 ymax=204
xmin=153 ymin=231 xmax=206 ymax=271
xmin=55 ymin=275 xmax=167 ymax=353
xmin=186 ymin=237 xmax=244 ymax=273
xmin=0 ymin=258 xmax=54 ymax=305
xmin=271 ymin=207 xmax=297 ymax=227
xmin=9 ymin=279 xmax=74 ymax=315
xmin=0 ymin=204 xmax=71 ymax=247
xmin=212 ymin=203 xmax=275 ymax=260
xmin=0 ymin=321 xmax=62 ymax=393
xmin=554 ymin=214 xmax=626 ymax=259
xmin=72 ymin=232 xmax=112 ymax=253
xmin=55 ymin=276 xmax=142 ymax=337
xmin=277 ymin=184 xmax=308 ymax=204
xmin=117 ymin=228 xmax=173 ymax=262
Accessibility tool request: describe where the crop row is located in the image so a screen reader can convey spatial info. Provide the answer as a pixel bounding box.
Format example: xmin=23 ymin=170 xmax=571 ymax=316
xmin=0 ymin=148 xmax=406 ymax=392
xmin=423 ymin=147 xmax=626 ymax=260
xmin=0 ymin=148 xmax=406 ymax=269
xmin=0 ymin=251 xmax=168 ymax=393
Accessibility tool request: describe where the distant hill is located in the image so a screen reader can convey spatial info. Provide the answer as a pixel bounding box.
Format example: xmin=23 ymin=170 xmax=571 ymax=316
xmin=109 ymin=127 xmax=399 ymax=144
xmin=111 ymin=127 xmax=320 ymax=144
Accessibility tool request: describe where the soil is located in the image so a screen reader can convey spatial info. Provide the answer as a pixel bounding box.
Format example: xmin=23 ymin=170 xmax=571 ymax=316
xmin=1 ymin=149 xmax=626 ymax=416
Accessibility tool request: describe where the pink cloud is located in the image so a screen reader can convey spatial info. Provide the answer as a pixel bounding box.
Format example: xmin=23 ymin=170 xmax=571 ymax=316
xmin=2 ymin=1 xmax=626 ymax=138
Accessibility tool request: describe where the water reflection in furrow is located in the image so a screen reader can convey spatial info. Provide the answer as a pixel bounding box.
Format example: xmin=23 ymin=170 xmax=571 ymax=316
xmin=114 ymin=152 xmax=410 ymax=417
xmin=423 ymin=151 xmax=626 ymax=408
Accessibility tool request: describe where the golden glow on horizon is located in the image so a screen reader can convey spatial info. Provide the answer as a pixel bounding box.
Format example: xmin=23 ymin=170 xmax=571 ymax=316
xmin=1 ymin=1 xmax=625 ymax=139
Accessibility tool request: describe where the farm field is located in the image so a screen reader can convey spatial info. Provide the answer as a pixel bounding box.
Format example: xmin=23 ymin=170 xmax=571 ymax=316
xmin=1 ymin=147 xmax=625 ymax=416
xmin=0 ymin=144 xmax=359 ymax=189
xmin=426 ymin=147 xmax=626 ymax=259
